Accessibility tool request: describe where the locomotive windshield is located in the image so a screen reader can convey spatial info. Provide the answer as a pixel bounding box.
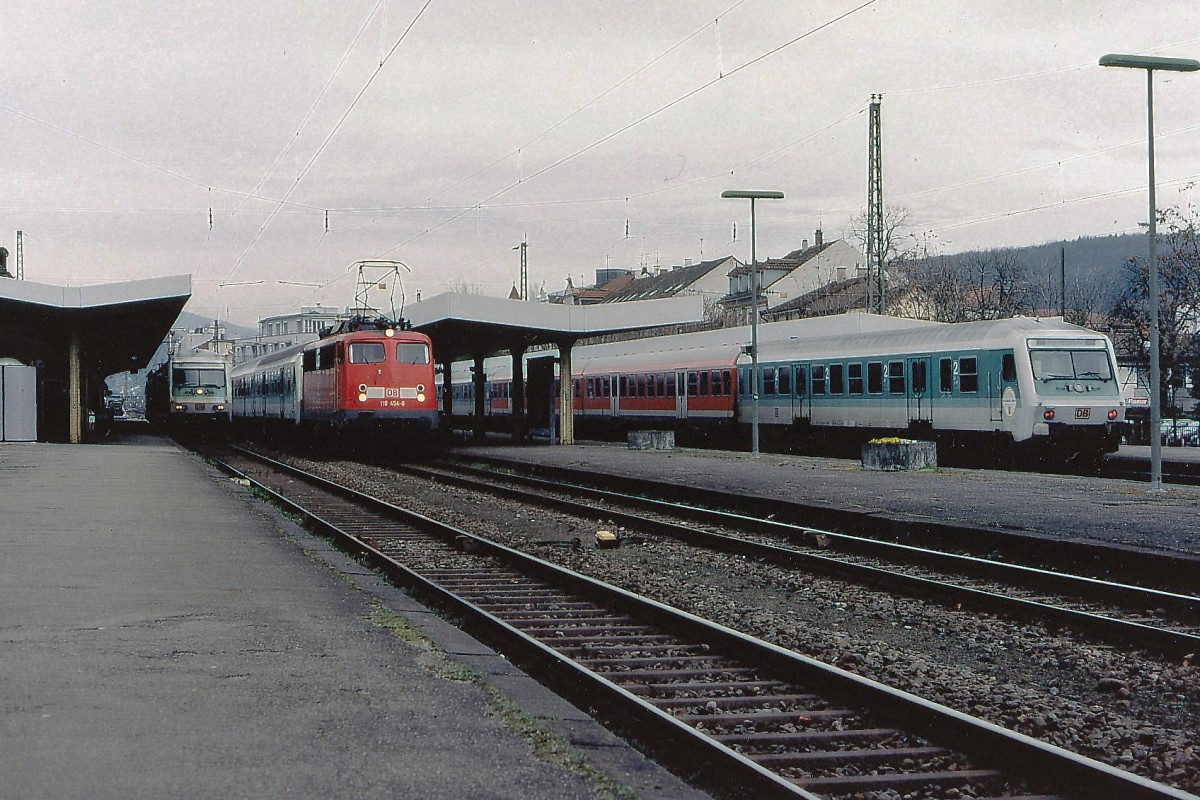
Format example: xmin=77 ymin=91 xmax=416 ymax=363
xmin=396 ymin=342 xmax=430 ymax=365
xmin=173 ymin=368 xmax=225 ymax=389
xmin=348 ymin=342 xmax=387 ymax=364
xmin=1028 ymin=348 xmax=1113 ymax=381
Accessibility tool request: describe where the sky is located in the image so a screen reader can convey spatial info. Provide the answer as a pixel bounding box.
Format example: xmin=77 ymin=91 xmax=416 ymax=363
xmin=2 ymin=1 xmax=1199 ymax=328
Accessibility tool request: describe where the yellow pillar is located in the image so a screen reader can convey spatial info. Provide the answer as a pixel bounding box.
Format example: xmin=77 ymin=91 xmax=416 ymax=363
xmin=558 ymin=344 xmax=574 ymax=446
xmin=68 ymin=330 xmax=82 ymax=444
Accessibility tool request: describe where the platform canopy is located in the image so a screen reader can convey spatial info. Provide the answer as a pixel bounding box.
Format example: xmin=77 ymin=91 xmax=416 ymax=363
xmin=0 ymin=274 xmax=191 ymax=442
xmin=405 ymin=292 xmax=706 ymax=361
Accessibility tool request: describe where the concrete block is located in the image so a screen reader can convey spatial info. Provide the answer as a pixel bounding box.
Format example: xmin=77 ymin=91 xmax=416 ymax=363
xmin=626 ymin=429 xmax=675 ymax=450
xmin=861 ymin=438 xmax=937 ymax=471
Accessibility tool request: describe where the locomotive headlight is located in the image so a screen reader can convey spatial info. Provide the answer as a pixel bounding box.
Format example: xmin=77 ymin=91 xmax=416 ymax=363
xmin=174 ymin=403 xmax=185 ymax=411
xmin=215 ymin=404 xmax=226 ymax=412
xmin=417 ymin=393 xmax=426 ymax=403
xmin=385 ymin=327 xmax=395 ymax=337
xmin=358 ymin=392 xmax=368 ymax=402
xmin=1043 ymin=409 xmax=1055 ymax=421
xmin=1108 ymin=409 xmax=1119 ymax=420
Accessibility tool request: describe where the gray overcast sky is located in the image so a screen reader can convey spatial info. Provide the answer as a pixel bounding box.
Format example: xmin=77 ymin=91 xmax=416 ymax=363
xmin=2 ymin=1 xmax=1198 ymax=326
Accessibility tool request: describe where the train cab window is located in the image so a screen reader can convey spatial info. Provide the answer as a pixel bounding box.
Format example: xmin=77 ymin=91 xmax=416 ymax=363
xmin=959 ymin=357 xmax=979 ymax=393
xmin=303 ymin=350 xmax=317 ymax=372
xmin=721 ymin=370 xmax=732 ymax=397
xmin=348 ymin=342 xmax=386 ymax=364
xmin=888 ymin=361 xmax=905 ymax=394
xmin=688 ymin=371 xmax=699 ymax=397
xmin=396 ymin=342 xmax=430 ymax=364
xmin=1002 ymin=353 xmax=1016 ymax=382
xmin=777 ymin=367 xmax=791 ymax=396
xmin=318 ymin=344 xmax=337 ymax=370
xmin=795 ymin=366 xmax=807 ymax=397
xmin=811 ymin=364 xmax=826 ymax=395
xmin=940 ymin=358 xmax=954 ymax=393
xmin=867 ymin=362 xmax=884 ymax=395
xmin=829 ymin=364 xmax=845 ymax=395
xmin=847 ymin=363 xmax=863 ymax=395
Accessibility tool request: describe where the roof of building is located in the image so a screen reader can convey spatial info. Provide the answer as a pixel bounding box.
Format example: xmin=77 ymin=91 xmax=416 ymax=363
xmin=0 ymin=274 xmax=191 ymax=375
xmin=602 ymin=256 xmax=735 ymax=303
xmin=727 ymin=242 xmax=834 ymax=277
xmin=765 ymin=275 xmax=868 ymax=319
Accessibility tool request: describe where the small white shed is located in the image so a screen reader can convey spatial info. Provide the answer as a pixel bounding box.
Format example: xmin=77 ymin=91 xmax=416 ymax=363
xmin=1 ymin=358 xmax=37 ymax=442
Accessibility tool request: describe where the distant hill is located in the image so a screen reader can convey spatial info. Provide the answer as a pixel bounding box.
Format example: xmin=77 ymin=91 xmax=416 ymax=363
xmin=995 ymin=233 xmax=1144 ymax=288
xmin=171 ymin=311 xmax=257 ymax=340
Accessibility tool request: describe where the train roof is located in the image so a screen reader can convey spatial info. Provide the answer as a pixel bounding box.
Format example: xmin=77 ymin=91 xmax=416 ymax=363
xmin=231 ymin=343 xmax=306 ymax=376
xmin=754 ymin=316 xmax=1110 ymax=362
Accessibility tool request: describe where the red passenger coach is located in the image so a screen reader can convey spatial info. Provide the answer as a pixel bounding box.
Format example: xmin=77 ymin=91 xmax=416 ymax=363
xmin=302 ymin=320 xmax=439 ymax=434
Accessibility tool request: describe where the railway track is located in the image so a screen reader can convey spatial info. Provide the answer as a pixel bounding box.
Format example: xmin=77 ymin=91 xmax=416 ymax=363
xmin=216 ymin=446 xmax=1194 ymax=800
xmin=395 ymin=458 xmax=1200 ymax=658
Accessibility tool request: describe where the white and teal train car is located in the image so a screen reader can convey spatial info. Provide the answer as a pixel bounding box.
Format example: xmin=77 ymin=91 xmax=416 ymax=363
xmin=748 ymin=315 xmax=1124 ymax=457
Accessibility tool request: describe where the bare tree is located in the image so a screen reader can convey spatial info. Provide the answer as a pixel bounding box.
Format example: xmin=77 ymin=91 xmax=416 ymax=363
xmin=1109 ymin=204 xmax=1200 ymax=415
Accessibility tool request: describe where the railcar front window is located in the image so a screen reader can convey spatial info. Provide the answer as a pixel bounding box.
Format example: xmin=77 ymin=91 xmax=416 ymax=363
xmin=1029 ymin=349 xmax=1113 ymax=381
xmin=173 ymin=368 xmax=225 ymax=389
xmin=396 ymin=342 xmax=430 ymax=364
xmin=349 ymin=342 xmax=386 ymax=364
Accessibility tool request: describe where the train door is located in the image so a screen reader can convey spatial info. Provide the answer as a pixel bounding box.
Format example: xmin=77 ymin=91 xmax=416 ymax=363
xmin=675 ymin=369 xmax=688 ymax=419
xmin=907 ymin=356 xmax=932 ymax=424
xmin=792 ymin=363 xmax=809 ymax=422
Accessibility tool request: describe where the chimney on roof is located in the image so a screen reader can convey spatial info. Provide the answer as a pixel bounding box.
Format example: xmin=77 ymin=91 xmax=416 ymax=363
xmin=0 ymin=247 xmax=11 ymax=279
xmin=815 ymin=228 xmax=823 ymax=247
xmin=802 ymin=239 xmax=808 ymax=251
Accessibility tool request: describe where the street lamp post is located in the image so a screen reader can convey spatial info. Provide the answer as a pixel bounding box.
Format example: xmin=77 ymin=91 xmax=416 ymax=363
xmin=722 ymin=189 xmax=785 ymax=457
xmin=1100 ymin=53 xmax=1199 ymax=492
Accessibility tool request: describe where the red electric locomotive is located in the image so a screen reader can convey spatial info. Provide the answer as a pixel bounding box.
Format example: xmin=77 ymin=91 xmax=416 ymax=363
xmin=301 ymin=318 xmax=438 ymax=433
xmin=232 ymin=316 xmax=438 ymax=442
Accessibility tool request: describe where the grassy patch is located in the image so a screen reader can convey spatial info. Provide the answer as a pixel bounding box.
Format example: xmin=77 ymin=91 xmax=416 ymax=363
xmin=367 ymin=600 xmax=636 ymax=799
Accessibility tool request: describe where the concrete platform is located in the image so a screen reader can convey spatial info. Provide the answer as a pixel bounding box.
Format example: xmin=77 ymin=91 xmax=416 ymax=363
xmin=453 ymin=440 xmax=1200 ymax=556
xmin=0 ymin=432 xmax=711 ymax=800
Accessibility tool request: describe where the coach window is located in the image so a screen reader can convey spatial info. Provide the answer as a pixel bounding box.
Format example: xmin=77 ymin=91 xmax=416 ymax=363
xmin=698 ymin=370 xmax=709 ymax=396
xmin=829 ymin=364 xmax=844 ymax=395
xmin=867 ymin=362 xmax=884 ymax=395
xmin=959 ymin=356 xmax=979 ymax=393
xmin=656 ymin=374 xmax=666 ymax=396
xmin=848 ymin=363 xmax=863 ymax=395
xmin=777 ymin=366 xmax=792 ymax=396
xmin=688 ymin=371 xmax=699 ymax=397
xmin=888 ymin=361 xmax=905 ymax=394
xmin=762 ymin=367 xmax=776 ymax=395
xmin=794 ymin=366 xmax=807 ymax=397
xmin=396 ymin=342 xmax=429 ymax=364
xmin=940 ymin=358 xmax=954 ymax=393
xmin=349 ymin=342 xmax=386 ymax=364
xmin=666 ymin=373 xmax=676 ymax=397
xmin=303 ymin=350 xmax=316 ymax=371
xmin=1002 ymin=353 xmax=1016 ymax=382
xmin=618 ymin=375 xmax=627 ymax=397
xmin=721 ymin=370 xmax=732 ymax=397
xmin=811 ymin=364 xmax=826 ymax=395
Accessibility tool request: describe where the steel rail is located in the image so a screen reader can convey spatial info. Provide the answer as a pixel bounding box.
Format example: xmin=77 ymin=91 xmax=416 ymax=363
xmin=217 ymin=446 xmax=1195 ymax=800
xmin=400 ymin=460 xmax=1200 ymax=657
xmin=446 ymin=452 xmax=1200 ymax=594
